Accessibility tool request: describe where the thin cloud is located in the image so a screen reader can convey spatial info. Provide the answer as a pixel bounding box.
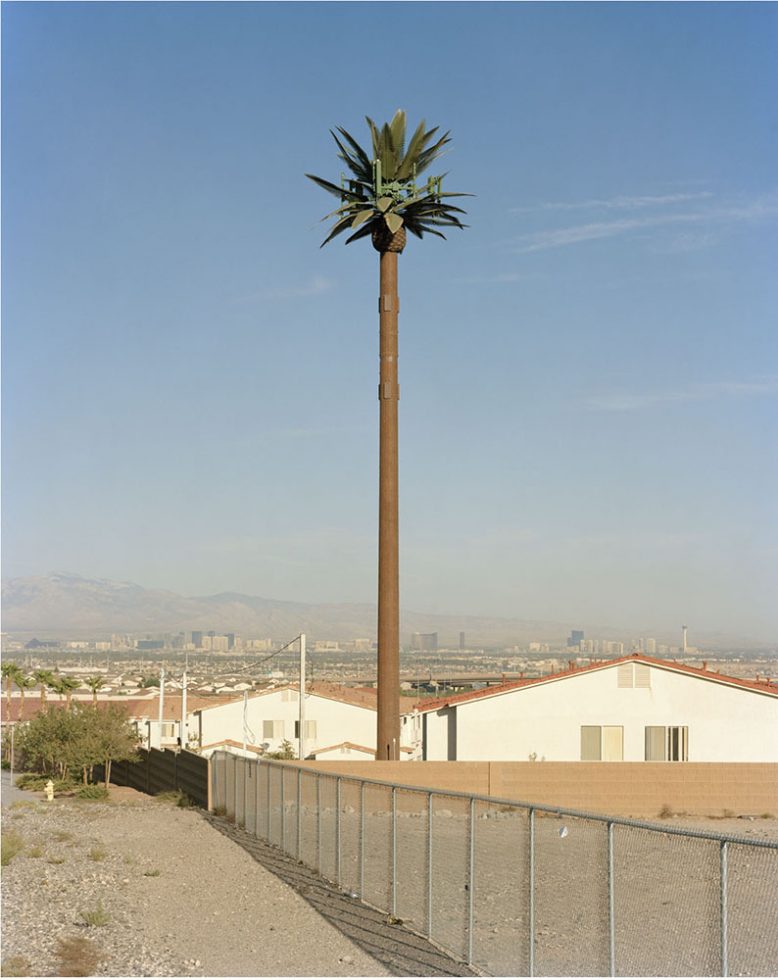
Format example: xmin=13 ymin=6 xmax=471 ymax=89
xmin=587 ymin=380 xmax=778 ymax=412
xmin=234 ymin=275 xmax=333 ymax=303
xmin=512 ymin=192 xmax=778 ymax=253
xmin=511 ymin=192 xmax=714 ymax=214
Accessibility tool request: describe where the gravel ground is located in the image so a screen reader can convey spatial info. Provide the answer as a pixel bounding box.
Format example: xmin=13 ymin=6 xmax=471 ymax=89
xmin=0 ymin=790 xmax=409 ymax=977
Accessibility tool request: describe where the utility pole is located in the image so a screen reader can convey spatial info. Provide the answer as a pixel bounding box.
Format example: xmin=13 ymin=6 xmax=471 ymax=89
xmin=180 ymin=661 xmax=188 ymax=751
xmin=158 ymin=667 xmax=165 ymax=730
xmin=298 ymin=633 xmax=306 ymax=760
xmin=242 ymin=690 xmax=249 ymax=754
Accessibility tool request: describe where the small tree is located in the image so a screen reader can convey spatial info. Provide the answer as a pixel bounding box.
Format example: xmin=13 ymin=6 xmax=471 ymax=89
xmin=265 ymin=739 xmax=295 ymax=760
xmin=15 ymin=703 xmax=139 ymax=786
xmin=92 ymin=704 xmax=139 ymax=788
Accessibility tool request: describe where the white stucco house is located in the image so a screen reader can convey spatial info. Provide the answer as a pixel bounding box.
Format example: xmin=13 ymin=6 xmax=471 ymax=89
xmin=193 ymin=683 xmax=420 ymax=759
xmin=417 ymin=655 xmax=778 ymax=762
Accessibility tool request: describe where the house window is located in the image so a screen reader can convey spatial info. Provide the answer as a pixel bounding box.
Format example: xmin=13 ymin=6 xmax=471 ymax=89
xmin=161 ymin=723 xmax=176 ymax=738
xmin=581 ymin=725 xmax=624 ymax=761
xmin=262 ymin=720 xmax=284 ymax=739
xmin=645 ymin=726 xmax=688 ymax=761
xmin=294 ymin=720 xmax=317 ymax=740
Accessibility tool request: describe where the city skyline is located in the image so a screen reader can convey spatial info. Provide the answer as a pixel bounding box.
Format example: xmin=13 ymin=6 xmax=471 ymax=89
xmin=3 ymin=4 xmax=777 ymax=638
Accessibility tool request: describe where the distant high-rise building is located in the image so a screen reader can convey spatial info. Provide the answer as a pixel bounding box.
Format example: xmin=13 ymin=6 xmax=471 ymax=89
xmin=227 ymin=633 xmax=236 ymax=650
xmin=459 ymin=631 xmax=466 ymax=651
xmin=191 ymin=631 xmax=203 ymax=649
xmin=411 ymin=632 xmax=438 ymax=652
xmin=568 ymin=630 xmax=584 ymax=648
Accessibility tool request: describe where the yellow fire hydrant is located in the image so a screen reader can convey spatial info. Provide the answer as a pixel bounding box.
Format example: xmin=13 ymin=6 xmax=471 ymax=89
xmin=45 ymin=779 xmax=54 ymax=802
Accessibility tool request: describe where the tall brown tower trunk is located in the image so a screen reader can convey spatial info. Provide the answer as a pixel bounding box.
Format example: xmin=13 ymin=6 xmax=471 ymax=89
xmin=376 ymin=249 xmax=400 ymax=760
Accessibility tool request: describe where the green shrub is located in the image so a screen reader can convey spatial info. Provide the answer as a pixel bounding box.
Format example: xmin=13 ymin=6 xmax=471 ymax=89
xmin=87 ymin=846 xmax=107 ymax=862
xmin=15 ymin=774 xmax=75 ymax=793
xmin=154 ymin=790 xmax=192 ymax=808
xmin=78 ymin=902 xmax=110 ymax=927
xmin=77 ymin=784 xmax=109 ymax=801
xmin=1 ymin=830 xmax=25 ymax=866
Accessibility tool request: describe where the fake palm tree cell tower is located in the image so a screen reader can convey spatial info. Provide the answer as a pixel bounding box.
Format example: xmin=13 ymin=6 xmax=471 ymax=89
xmin=308 ymin=111 xmax=469 ymax=758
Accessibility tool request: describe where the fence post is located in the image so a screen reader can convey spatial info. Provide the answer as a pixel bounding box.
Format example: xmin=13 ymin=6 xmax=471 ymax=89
xmin=336 ymin=777 xmax=342 ymax=886
xmin=265 ymin=759 xmax=270 ymax=838
xmin=608 ymin=821 xmax=616 ymax=977
xmin=297 ymin=768 xmax=302 ymax=861
xmin=255 ymin=759 xmax=261 ymax=838
xmin=391 ymin=785 xmax=397 ymax=917
xmin=281 ymin=765 xmax=286 ymax=852
xmin=268 ymin=761 xmax=273 ymax=843
xmin=529 ymin=807 xmax=536 ymax=978
xmin=243 ymin=757 xmax=248 ymax=828
xmin=720 ymin=840 xmax=729 ymax=977
xmin=427 ymin=792 xmax=434 ymax=939
xmin=468 ymin=796 xmax=475 ymax=965
xmin=360 ymin=781 xmax=366 ymax=899
xmin=316 ymin=772 xmax=321 ymax=873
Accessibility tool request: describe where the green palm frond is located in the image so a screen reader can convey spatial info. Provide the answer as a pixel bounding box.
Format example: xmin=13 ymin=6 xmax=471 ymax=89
xmin=308 ymin=110 xmax=470 ymax=247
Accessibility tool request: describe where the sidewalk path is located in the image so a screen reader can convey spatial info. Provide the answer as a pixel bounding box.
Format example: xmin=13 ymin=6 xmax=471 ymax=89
xmin=1 ymin=770 xmax=39 ymax=805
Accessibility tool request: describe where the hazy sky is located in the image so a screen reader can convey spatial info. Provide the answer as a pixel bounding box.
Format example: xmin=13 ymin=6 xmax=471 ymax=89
xmin=3 ymin=3 xmax=777 ymax=639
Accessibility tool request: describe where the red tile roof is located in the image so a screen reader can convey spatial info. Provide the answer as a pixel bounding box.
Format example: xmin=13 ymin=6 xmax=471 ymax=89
xmin=414 ymin=653 xmax=778 ymax=712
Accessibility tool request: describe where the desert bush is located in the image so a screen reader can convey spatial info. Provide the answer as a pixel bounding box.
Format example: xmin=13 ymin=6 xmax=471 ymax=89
xmin=15 ymin=774 xmax=75 ymax=793
xmin=78 ymin=901 xmax=110 ymax=927
xmin=55 ymin=937 xmax=101 ymax=977
xmin=154 ymin=790 xmax=192 ymax=808
xmin=87 ymin=846 xmax=107 ymax=862
xmin=77 ymin=784 xmax=109 ymax=801
xmin=1 ymin=830 xmax=25 ymax=866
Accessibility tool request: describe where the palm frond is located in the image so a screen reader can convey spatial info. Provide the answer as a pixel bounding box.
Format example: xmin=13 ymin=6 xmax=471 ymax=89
xmin=306 ymin=173 xmax=363 ymax=201
xmin=335 ymin=127 xmax=372 ymax=176
xmin=345 ymin=222 xmax=377 ymax=245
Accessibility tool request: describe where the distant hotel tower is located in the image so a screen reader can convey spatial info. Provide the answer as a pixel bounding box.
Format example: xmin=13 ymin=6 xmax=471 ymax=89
xmin=411 ymin=632 xmax=438 ymax=653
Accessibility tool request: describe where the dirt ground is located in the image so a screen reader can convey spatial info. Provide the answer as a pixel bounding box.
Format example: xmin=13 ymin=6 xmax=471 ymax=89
xmin=2 ymin=787 xmax=434 ymax=977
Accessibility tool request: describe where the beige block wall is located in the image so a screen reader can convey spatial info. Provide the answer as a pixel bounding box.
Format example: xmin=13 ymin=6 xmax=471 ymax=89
xmin=288 ymin=760 xmax=778 ymax=818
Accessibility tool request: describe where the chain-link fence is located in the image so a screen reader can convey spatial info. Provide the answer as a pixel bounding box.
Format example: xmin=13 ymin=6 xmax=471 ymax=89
xmin=210 ymin=754 xmax=778 ymax=976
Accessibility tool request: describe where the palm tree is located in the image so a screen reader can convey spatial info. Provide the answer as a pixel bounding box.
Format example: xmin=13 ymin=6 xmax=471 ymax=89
xmin=84 ymin=675 xmax=105 ymax=705
xmin=17 ymin=675 xmax=36 ymax=719
xmin=307 ymin=111 xmax=469 ymax=759
xmin=2 ymin=662 xmax=23 ymax=714
xmin=51 ymin=674 xmax=80 ymax=709
xmin=33 ymin=668 xmax=56 ymax=705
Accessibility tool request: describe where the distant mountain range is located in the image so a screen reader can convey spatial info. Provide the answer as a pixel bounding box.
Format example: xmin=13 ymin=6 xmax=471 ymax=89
xmin=2 ymin=573 xmax=578 ymax=646
xmin=0 ymin=573 xmax=766 ymax=649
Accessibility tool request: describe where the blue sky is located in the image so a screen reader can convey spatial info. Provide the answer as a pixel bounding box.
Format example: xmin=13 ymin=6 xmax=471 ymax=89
xmin=3 ymin=2 xmax=777 ymax=640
